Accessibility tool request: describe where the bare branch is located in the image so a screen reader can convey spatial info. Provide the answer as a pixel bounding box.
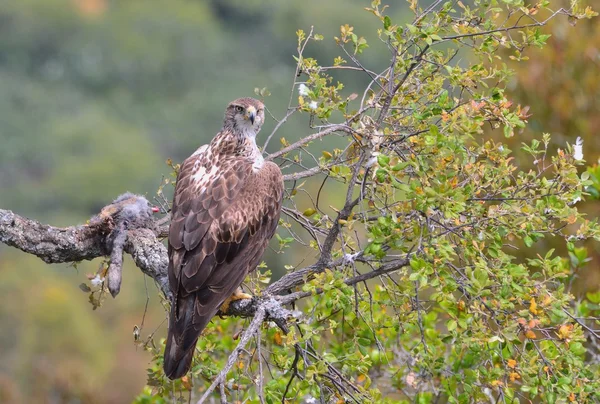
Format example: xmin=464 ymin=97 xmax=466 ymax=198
xmin=0 ymin=209 xmax=109 ymax=264
xmin=0 ymin=204 xmax=322 ymax=328
xmin=267 ymin=124 xmax=353 ymax=161
xmin=437 ymin=8 xmax=572 ymax=43
xmin=196 ymin=305 xmax=266 ymax=404
xmin=0 ymin=207 xmax=172 ymax=299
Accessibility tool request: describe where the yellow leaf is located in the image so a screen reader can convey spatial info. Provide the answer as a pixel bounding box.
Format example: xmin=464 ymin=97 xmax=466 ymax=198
xmin=557 ymin=324 xmax=573 ymax=340
xmin=542 ymin=295 xmax=552 ymax=306
xmin=529 ymin=298 xmax=538 ymax=315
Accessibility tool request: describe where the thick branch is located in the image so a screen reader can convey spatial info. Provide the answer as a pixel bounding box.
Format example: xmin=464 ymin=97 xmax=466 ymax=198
xmin=0 ymin=208 xmax=172 ymax=299
xmin=0 ymin=209 xmax=108 ymax=263
xmin=0 ymin=206 xmax=301 ymax=325
xmin=124 ymin=228 xmax=170 ymax=299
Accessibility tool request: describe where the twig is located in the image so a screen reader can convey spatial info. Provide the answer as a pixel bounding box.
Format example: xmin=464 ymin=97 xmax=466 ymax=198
xmin=196 ymin=306 xmax=267 ymax=404
xmin=257 ymin=332 xmax=265 ymax=404
xmin=219 ymin=383 xmax=227 ymax=404
xmin=437 ymin=8 xmax=572 ymax=42
xmin=267 ymin=124 xmax=353 ymax=161
xmin=263 ymin=107 xmax=300 ymax=152
xmin=282 ymin=345 xmax=302 ymax=403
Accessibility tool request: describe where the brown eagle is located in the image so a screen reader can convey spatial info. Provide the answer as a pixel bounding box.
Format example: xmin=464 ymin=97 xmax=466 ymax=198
xmin=163 ymin=97 xmax=283 ymax=379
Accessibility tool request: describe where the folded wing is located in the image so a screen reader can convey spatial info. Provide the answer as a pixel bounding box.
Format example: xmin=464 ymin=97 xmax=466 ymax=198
xmin=164 ymin=152 xmax=283 ymax=379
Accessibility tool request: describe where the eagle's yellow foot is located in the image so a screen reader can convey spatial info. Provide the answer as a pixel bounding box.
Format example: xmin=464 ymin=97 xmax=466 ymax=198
xmin=220 ymin=289 xmax=252 ymax=314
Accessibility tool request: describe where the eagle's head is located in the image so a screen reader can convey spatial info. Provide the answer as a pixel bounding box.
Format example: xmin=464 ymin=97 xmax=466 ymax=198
xmin=224 ymin=97 xmax=265 ymax=137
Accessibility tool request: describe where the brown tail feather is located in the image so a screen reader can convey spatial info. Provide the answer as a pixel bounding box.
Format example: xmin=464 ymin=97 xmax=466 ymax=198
xmin=164 ymin=292 xmax=199 ymax=380
xmin=164 ymin=329 xmax=197 ymax=380
xmin=163 ymin=274 xmax=246 ymax=380
xmin=163 ymin=292 xmax=217 ymax=380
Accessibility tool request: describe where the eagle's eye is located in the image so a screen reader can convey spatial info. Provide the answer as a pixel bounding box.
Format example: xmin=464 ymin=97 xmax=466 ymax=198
xmin=235 ymin=106 xmax=244 ymax=113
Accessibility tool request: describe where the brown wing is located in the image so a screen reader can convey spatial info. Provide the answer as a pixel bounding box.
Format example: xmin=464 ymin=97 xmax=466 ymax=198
xmin=164 ymin=156 xmax=283 ymax=379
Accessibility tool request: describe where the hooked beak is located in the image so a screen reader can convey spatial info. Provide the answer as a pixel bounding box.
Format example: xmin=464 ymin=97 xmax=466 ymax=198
xmin=246 ymin=106 xmax=257 ymax=125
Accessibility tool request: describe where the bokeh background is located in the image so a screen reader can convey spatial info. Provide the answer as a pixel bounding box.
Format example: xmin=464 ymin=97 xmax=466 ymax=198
xmin=0 ymin=0 xmax=597 ymax=402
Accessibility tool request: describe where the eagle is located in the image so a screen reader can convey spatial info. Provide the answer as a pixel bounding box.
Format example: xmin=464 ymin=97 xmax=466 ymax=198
xmin=163 ymin=97 xmax=284 ymax=379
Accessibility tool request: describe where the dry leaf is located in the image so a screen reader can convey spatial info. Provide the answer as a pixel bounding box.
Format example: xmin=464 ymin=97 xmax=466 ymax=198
xmin=274 ymin=331 xmax=283 ymax=346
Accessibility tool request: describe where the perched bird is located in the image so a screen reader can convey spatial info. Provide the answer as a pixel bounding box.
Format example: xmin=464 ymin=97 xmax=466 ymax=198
xmin=164 ymin=97 xmax=284 ymax=379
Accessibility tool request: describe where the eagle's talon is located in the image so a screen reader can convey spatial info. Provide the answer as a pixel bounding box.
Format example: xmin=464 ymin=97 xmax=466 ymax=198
xmin=220 ymin=289 xmax=253 ymax=314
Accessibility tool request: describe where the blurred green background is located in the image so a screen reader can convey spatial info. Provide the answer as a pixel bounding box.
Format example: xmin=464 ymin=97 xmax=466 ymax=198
xmin=0 ymin=0 xmax=597 ymax=402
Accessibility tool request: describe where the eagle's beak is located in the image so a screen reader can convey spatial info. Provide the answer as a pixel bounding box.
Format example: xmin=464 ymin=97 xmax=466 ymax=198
xmin=246 ymin=106 xmax=257 ymax=125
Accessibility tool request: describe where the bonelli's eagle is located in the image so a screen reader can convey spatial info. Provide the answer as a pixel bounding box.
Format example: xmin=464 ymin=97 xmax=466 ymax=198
xmin=164 ymin=98 xmax=283 ymax=379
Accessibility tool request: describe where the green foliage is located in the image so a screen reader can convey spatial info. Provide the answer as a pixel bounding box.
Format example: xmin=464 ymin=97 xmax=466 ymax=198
xmin=137 ymin=1 xmax=600 ymax=402
xmin=0 ymin=0 xmax=598 ymax=402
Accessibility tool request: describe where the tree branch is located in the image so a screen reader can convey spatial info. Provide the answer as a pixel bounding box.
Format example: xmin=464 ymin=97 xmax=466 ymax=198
xmin=0 ymin=209 xmax=109 ymax=263
xmin=0 ymin=205 xmax=304 ymax=327
xmin=196 ymin=305 xmax=267 ymax=403
xmin=267 ymin=124 xmax=353 ymax=161
xmin=0 ymin=207 xmax=172 ymax=299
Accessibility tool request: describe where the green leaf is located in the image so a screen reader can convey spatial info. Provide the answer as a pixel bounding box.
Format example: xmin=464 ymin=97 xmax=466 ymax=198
xmin=79 ymin=283 xmax=91 ymax=292
xmin=377 ymin=154 xmax=390 ymax=167
xmin=303 ymin=208 xmax=316 ymax=216
xmin=586 ymin=291 xmax=600 ymax=304
xmin=383 ymin=16 xmax=391 ymax=30
xmin=447 ymin=319 xmax=457 ymax=331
